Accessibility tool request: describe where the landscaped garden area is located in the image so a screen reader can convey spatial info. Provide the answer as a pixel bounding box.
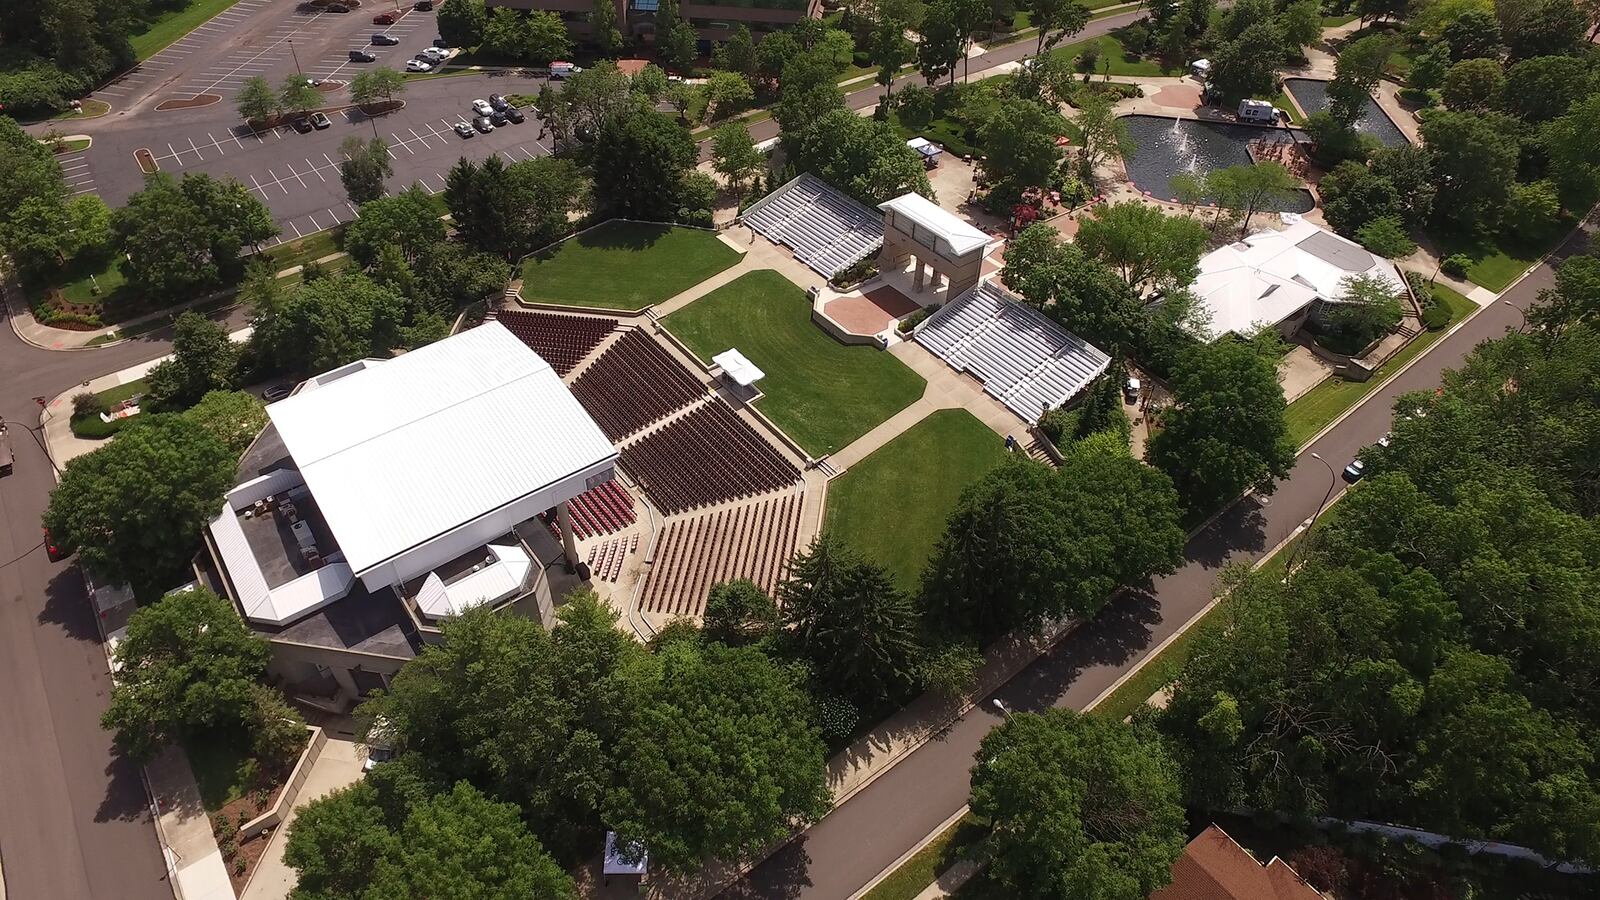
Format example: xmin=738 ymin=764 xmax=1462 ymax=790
xmin=1284 ymin=283 xmax=1475 ymax=445
xmin=69 ymin=378 xmax=149 ymax=439
xmin=517 ymin=220 xmax=743 ymax=311
xmin=823 ymin=409 xmax=1010 ymax=589
xmin=662 ymin=269 xmax=926 ymax=455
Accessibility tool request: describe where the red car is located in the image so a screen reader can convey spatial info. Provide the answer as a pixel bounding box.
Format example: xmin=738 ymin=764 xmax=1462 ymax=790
xmin=372 ymin=11 xmax=397 ymax=24
xmin=42 ymin=528 xmax=66 ymax=562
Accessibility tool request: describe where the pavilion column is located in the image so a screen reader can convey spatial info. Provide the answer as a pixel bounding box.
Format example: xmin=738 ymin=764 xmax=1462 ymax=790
xmin=914 ymin=258 xmax=926 ymax=291
xmin=329 ymin=667 xmax=359 ymax=701
xmin=557 ymin=502 xmax=580 ymax=572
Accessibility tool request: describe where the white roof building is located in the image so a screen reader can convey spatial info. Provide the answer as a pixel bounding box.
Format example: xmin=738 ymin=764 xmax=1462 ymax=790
xmin=1186 ymin=219 xmax=1407 ymax=341
xmin=210 ymin=321 xmax=618 ymax=626
xmin=878 ymin=192 xmax=991 ymax=258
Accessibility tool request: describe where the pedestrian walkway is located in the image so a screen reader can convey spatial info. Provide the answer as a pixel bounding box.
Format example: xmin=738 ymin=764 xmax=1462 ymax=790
xmin=240 ymin=736 xmax=364 ymax=900
xmin=145 ymin=747 xmax=235 ymax=900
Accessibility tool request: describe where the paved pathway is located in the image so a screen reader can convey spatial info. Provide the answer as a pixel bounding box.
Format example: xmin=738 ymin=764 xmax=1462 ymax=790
xmin=240 ymin=736 xmax=364 ymax=900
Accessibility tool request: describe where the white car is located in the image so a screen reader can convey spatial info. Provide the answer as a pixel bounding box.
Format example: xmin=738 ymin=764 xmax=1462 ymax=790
xmin=422 ymin=46 xmax=449 ymax=62
xmin=405 ymin=58 xmax=433 ymax=72
xmin=472 ymin=98 xmax=494 ymax=116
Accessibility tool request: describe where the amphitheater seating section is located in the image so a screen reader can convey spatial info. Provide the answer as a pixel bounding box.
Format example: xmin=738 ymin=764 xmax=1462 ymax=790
xmin=741 ymin=173 xmax=886 ymax=278
xmin=493 ymin=310 xmax=616 ymax=376
xmin=586 ymin=533 xmax=638 ymax=583
xmin=619 ymin=401 xmax=801 ymax=515
xmin=914 ymin=283 xmax=1112 ymax=421
xmin=570 ymin=330 xmax=709 ymax=442
xmin=640 ymin=492 xmax=803 ymax=617
xmin=545 ymin=478 xmax=635 ymax=542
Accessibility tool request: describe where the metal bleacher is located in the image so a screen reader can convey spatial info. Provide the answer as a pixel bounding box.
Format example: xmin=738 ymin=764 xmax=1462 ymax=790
xmin=740 ymin=173 xmax=885 ymax=279
xmin=913 ymin=283 xmax=1112 ymax=422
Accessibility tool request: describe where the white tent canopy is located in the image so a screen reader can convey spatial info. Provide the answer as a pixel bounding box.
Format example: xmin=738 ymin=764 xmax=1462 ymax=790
xmin=712 ymin=348 xmax=766 ymax=387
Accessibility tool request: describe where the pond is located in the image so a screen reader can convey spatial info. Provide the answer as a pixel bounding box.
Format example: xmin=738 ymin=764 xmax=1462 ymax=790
xmin=1120 ymin=114 xmax=1316 ymax=213
xmin=1283 ymin=78 xmax=1409 ymax=148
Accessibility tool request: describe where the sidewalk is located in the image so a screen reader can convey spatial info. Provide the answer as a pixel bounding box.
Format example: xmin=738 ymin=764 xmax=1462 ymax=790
xmin=239 ymin=736 xmax=364 ymax=900
xmin=146 ymin=748 xmax=235 ymax=900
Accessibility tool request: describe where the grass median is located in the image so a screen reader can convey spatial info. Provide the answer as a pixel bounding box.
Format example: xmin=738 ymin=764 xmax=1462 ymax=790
xmin=129 ymin=0 xmax=243 ymax=61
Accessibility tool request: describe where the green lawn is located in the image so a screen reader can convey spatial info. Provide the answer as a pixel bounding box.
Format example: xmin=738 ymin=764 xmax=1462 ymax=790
xmin=184 ymin=737 xmax=254 ymax=813
xmin=1284 ymin=284 xmax=1475 ymax=446
xmin=129 ymin=0 xmax=243 ymax=61
xmin=57 ymin=257 xmax=126 ymax=305
xmin=663 ymin=270 xmax=925 ymax=455
xmin=71 ymin=378 xmax=152 ymax=439
xmin=823 ymin=410 xmax=1009 ymax=589
xmin=862 ymin=816 xmax=986 ymax=900
xmin=1270 ymin=89 xmax=1304 ymax=124
xmin=1433 ymin=224 xmax=1569 ymax=292
xmin=265 ymin=229 xmax=345 ymax=272
xmin=519 ymin=221 xmax=742 ymax=311
xmin=1046 ymin=35 xmax=1185 ymax=77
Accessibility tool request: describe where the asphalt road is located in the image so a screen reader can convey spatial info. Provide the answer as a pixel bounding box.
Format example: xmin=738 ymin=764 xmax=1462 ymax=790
xmin=720 ymin=229 xmax=1583 ymax=900
xmin=0 ymin=297 xmax=204 ymax=899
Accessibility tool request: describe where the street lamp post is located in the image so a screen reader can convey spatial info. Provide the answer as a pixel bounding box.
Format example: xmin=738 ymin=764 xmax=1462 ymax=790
xmin=1282 ymin=452 xmax=1337 ymax=578
xmin=991 ymin=698 xmax=1012 ymax=720
xmin=288 ymin=39 xmax=303 ymax=76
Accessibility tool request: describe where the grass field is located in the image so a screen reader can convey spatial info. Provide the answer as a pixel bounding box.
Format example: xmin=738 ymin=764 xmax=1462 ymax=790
xmin=824 ymin=410 xmax=1009 ymax=589
xmin=519 ymin=221 xmax=742 ymax=311
xmin=1433 ymin=223 xmax=1568 ymax=291
xmin=129 ymin=0 xmax=242 ymax=61
xmin=70 ymin=378 xmax=151 ymax=439
xmin=861 ymin=816 xmax=986 ymax=900
xmin=663 ymin=269 xmax=926 ymax=455
xmin=1046 ymin=34 xmax=1185 ymax=77
xmin=1284 ymin=284 xmax=1475 ymax=446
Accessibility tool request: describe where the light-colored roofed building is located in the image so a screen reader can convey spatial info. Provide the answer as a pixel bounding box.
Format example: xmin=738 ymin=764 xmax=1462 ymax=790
xmin=1187 ymin=219 xmax=1407 ymax=341
xmin=878 ymin=192 xmax=991 ymax=258
xmin=740 ymin=173 xmax=886 ymax=278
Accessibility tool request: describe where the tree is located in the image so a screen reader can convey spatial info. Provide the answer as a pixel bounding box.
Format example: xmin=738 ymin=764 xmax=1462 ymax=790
xmin=343 ymin=186 xmax=445 ymax=266
xmin=1030 ymin=0 xmax=1092 ymax=54
xmin=240 ymin=256 xmax=287 ymax=322
xmin=1207 ymin=22 xmax=1283 ymax=101
xmin=348 ymin=66 xmax=406 ymax=106
xmin=978 ymin=97 xmax=1065 ymax=194
xmin=144 ymin=312 xmax=240 ymax=411
xmin=704 ymin=69 xmax=755 ymax=120
xmin=1206 ymin=161 xmax=1301 ymax=237
xmin=632 ymin=63 xmax=669 ymax=102
xmin=1278 ymin=0 xmax=1323 ymax=52
xmin=1442 ymin=8 xmax=1502 ymax=60
xmin=1406 ymin=41 xmax=1451 ymax=94
xmin=99 ymin=587 xmax=272 ymax=761
xmin=445 ymin=155 xmax=587 ymax=258
xmin=437 ymin=0 xmax=488 ymax=48
xmin=279 ymin=73 xmax=320 ymax=115
xmin=236 ymin=75 xmax=279 ymax=123
xmin=1317 ymin=160 xmax=1401 ymax=235
xmin=970 ymin=710 xmax=1187 ymax=900
xmin=710 ymin=122 xmax=765 ymax=193
xmin=412 ymin=242 xmax=512 ymax=312
xmin=1328 ymin=33 xmax=1393 ymax=126
xmin=605 ymin=640 xmax=830 ymax=873
xmin=715 ymin=25 xmax=758 ymax=79
xmin=702 ymin=579 xmax=779 ymax=646
xmin=591 ymin=109 xmax=697 ymax=219
xmin=1072 ymin=94 xmax=1135 ymax=178
xmin=1505 ymin=55 xmax=1587 ymax=121
xmin=1323 ymin=272 xmax=1404 ymax=346
xmin=869 ymin=16 xmax=914 ymax=103
xmin=483 ymin=6 xmax=527 ymax=57
xmin=1501 ymin=178 xmax=1562 ymax=239
xmin=1504 ymin=0 xmax=1584 ymax=58
xmin=1001 ymin=223 xmax=1146 ymax=351
xmin=1369 ymin=144 xmax=1436 ymax=229
xmin=184 ymin=390 xmax=269 ymax=456
xmin=1147 ymin=338 xmax=1295 ymax=513
xmin=756 ymin=30 xmax=801 ymax=83
xmin=287 ymin=781 xmax=576 ymax=900
xmin=1075 ymin=201 xmax=1209 ymax=288
xmin=778 ymin=533 xmax=924 ymax=707
xmin=524 ymin=10 xmax=573 ymax=64
xmin=251 ymin=273 xmax=408 ymax=373
xmin=788 ymin=107 xmax=932 ymax=204
xmin=655 ymin=0 xmax=699 ymax=70
xmin=1420 ymin=111 xmax=1519 ymax=223
xmin=1542 ymin=94 xmax=1600 ymax=208
xmin=1441 ymin=57 xmax=1505 ymax=111
xmin=111 ymin=172 xmax=277 ymax=305
xmin=0 ymin=192 xmax=110 ymax=278
xmin=338 ymin=135 xmax=392 ymax=204
xmin=921 ymin=447 xmax=1185 ymax=640
xmin=918 ymin=0 xmax=968 ymax=83
xmin=589 ymin=0 xmax=624 ymax=56
xmin=1355 ymin=215 xmax=1417 ymax=258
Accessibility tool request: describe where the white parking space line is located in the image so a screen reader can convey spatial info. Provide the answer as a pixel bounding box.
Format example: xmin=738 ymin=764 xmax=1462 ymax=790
xmin=188 ymin=137 xmax=205 ymax=161
xmin=306 ymin=158 xmax=327 ymax=182
xmin=166 ymin=143 xmax=183 ymax=167
xmin=264 ymin=169 xmax=291 ymax=195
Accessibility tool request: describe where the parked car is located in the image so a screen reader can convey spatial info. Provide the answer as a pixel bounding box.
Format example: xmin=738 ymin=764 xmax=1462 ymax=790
xmin=290 ymin=116 xmax=314 ymax=133
xmin=1123 ymin=376 xmax=1141 ymax=403
xmin=414 ymin=0 xmax=434 ymax=9
xmin=471 ymin=98 xmax=493 ymax=116
xmin=503 ymin=106 xmax=525 ymax=124
xmin=263 ymin=384 xmax=294 ymax=402
xmin=309 ymin=112 xmax=332 ymax=129
xmin=43 ymin=527 xmax=66 ymax=562
xmin=1376 ymin=432 xmax=1392 ymax=449
xmin=405 ymin=58 xmax=433 ymax=72
xmin=1343 ymin=459 xmax=1366 ymax=482
xmin=348 ymin=49 xmax=376 ymax=62
xmin=489 ymin=109 xmax=507 ymax=126
xmin=453 ymin=121 xmax=475 ymax=138
xmin=472 ymin=115 xmax=494 ymax=132
xmin=372 ymin=11 xmax=396 ymax=23
xmin=296 ymin=1 xmax=319 ymax=11
xmin=432 ymin=36 xmax=450 ymax=48
xmin=0 ymin=420 xmax=12 ymax=477
xmin=488 ymin=93 xmax=508 ymax=110
xmin=371 ymin=33 xmax=400 ymax=45
xmin=421 ymin=46 xmax=448 ymax=61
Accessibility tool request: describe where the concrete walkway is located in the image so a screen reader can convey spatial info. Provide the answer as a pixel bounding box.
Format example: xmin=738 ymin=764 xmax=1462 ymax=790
xmin=239 ymin=736 xmax=364 ymax=900
xmin=145 ymin=747 xmax=235 ymax=900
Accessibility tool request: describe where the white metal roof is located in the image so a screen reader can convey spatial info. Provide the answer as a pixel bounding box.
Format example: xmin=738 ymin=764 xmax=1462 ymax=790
xmin=415 ymin=544 xmax=531 ymax=620
xmin=879 ymin=192 xmax=991 ymax=258
xmin=740 ymin=173 xmax=886 ymax=278
xmin=1188 ymin=219 xmax=1406 ymax=341
xmin=266 ymin=322 xmax=617 ymax=576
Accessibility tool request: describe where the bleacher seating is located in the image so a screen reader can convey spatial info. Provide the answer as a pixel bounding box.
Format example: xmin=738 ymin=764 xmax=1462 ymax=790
xmin=914 ymin=283 xmax=1112 ymax=421
xmin=619 ymin=401 xmax=801 ymax=515
xmin=741 ymin=174 xmax=886 ymax=278
xmin=544 ymin=478 xmax=636 ymax=542
xmin=570 ymin=330 xmax=709 ymax=442
xmin=639 ymin=491 xmax=803 ymax=617
xmin=492 ymin=309 xmax=616 ymax=376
